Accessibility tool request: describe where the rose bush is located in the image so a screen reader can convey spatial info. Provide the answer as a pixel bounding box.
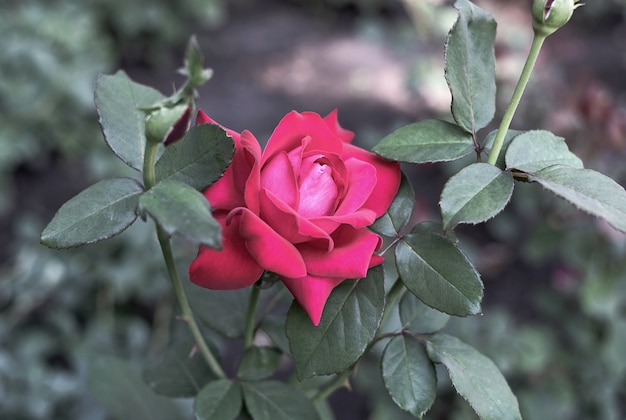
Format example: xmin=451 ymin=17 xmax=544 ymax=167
xmin=189 ymin=110 xmax=401 ymax=325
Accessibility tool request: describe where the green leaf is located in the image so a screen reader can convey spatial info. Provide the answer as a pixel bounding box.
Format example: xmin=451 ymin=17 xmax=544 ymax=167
xmin=184 ymin=281 xmax=252 ymax=338
xmin=440 ymin=163 xmax=514 ymax=230
xmin=482 ymin=129 xmax=523 ymax=169
xmin=155 ymin=123 xmax=234 ymax=191
xmin=505 ymin=130 xmax=583 ymax=173
xmin=88 ymin=355 xmax=186 ymax=420
xmin=445 ymin=0 xmax=497 ymax=133
xmin=399 ymin=292 xmax=450 ymax=334
xmin=241 ymin=380 xmax=320 ymax=420
xmin=95 ymin=70 xmax=165 ymax=170
xmin=41 ymin=177 xmax=143 ymax=248
xmin=139 ymin=179 xmax=221 ymax=248
xmin=426 ymin=334 xmax=521 ymax=420
xmin=285 ymin=266 xmax=385 ymax=380
xmin=381 ymin=335 xmax=437 ymax=418
xmin=528 ymin=166 xmax=626 ymax=233
xmin=237 ymin=347 xmax=283 ymax=381
xmin=142 ymin=332 xmax=217 ymax=398
xmin=371 ymin=172 xmax=415 ymax=237
xmin=396 ymin=227 xmax=483 ymax=316
xmin=194 ymin=379 xmax=242 ymax=420
xmin=373 ymin=119 xmax=474 ymax=163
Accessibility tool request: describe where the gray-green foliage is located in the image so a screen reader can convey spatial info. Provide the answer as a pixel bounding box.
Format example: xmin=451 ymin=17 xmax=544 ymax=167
xmin=0 ymin=1 xmax=225 ymax=419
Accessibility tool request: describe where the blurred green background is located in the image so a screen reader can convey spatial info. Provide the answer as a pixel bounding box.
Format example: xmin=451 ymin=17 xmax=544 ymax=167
xmin=1 ymin=0 xmax=626 ymax=418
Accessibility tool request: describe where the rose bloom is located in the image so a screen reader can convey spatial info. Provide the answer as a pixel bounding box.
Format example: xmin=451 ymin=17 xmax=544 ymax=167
xmin=189 ymin=110 xmax=401 ymax=325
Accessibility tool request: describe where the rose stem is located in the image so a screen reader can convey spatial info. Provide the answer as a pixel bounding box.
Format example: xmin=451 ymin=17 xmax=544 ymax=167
xmin=243 ymin=284 xmax=261 ymax=349
xmin=487 ymin=33 xmax=546 ymax=165
xmin=144 ymin=141 xmax=226 ymax=379
xmin=311 ymin=369 xmax=352 ymax=405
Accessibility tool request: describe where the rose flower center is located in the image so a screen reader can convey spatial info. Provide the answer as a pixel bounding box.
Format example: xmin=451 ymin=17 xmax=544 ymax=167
xmin=297 ymin=161 xmax=338 ymax=217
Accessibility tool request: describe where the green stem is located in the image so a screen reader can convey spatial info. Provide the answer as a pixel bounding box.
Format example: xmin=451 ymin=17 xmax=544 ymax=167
xmin=143 ymin=142 xmax=159 ymax=190
xmin=487 ymin=33 xmax=546 ymax=165
xmin=379 ymin=278 xmax=406 ymax=331
xmin=143 ymin=140 xmax=225 ymax=379
xmin=156 ymin=228 xmax=226 ymax=379
xmin=311 ymin=369 xmax=352 ymax=405
xmin=243 ymin=285 xmax=261 ymax=349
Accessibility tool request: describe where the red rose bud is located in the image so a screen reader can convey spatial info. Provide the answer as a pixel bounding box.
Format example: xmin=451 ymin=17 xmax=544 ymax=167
xmin=145 ymin=103 xmax=192 ymax=146
xmin=532 ymin=0 xmax=582 ymax=37
xmin=188 ymin=110 xmax=401 ymax=326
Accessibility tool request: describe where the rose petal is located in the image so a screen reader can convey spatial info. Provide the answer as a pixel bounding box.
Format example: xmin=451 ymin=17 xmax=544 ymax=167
xmin=334 ymin=158 xmax=377 ymax=216
xmin=323 ymin=109 xmax=354 ymax=143
xmin=260 ymin=151 xmax=298 ymax=208
xmin=259 ymin=189 xmax=332 ymax=247
xmin=297 ymin=160 xmax=338 ymax=217
xmin=298 ymin=225 xmax=383 ymax=279
xmin=233 ymin=207 xmax=307 ymax=278
xmin=189 ymin=212 xmax=264 ymax=290
xmin=281 ymin=275 xmax=345 ymax=326
xmin=204 ymin=129 xmax=261 ymax=211
xmin=262 ymin=111 xmax=343 ymax=166
xmin=311 ymin=208 xmax=377 ymax=232
xmin=241 ymin=130 xmax=262 ymax=214
xmin=342 ymin=143 xmax=401 ymax=217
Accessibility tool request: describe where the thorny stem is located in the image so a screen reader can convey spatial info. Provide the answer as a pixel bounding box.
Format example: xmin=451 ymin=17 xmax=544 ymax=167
xmin=243 ymin=285 xmax=261 ymax=349
xmin=487 ymin=33 xmax=547 ymax=165
xmin=143 ymin=141 xmax=226 ymax=379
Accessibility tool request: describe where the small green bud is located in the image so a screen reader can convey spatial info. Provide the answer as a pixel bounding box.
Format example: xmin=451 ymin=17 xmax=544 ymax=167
xmin=532 ymin=0 xmax=582 ymax=37
xmin=145 ymin=103 xmax=191 ymax=145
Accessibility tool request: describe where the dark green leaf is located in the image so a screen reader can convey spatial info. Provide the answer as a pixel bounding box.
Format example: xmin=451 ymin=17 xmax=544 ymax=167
xmin=505 ymin=130 xmax=583 ymax=172
xmin=371 ymin=172 xmax=415 ymax=236
xmin=445 ymin=0 xmax=497 ymax=133
xmin=396 ymin=228 xmax=483 ymax=316
xmin=241 ymin=380 xmax=320 ymax=420
xmin=41 ymin=178 xmax=143 ymax=248
xmin=95 ymin=70 xmax=165 ymax=170
xmin=440 ymin=163 xmax=514 ymax=230
xmin=381 ymin=335 xmax=437 ymax=418
xmin=399 ymin=292 xmax=450 ymax=334
xmin=286 ymin=266 xmax=385 ymax=380
xmin=482 ymin=129 xmax=523 ymax=169
xmin=373 ymin=119 xmax=474 ymax=163
xmin=143 ymin=332 xmax=217 ymax=397
xmin=155 ymin=124 xmax=234 ymax=191
xmin=426 ymin=334 xmax=521 ymax=420
xmin=237 ymin=347 xmax=283 ymax=381
xmin=194 ymin=379 xmax=242 ymax=420
xmin=184 ymin=281 xmax=252 ymax=338
xmin=139 ymin=179 xmax=221 ymax=248
xmin=88 ymin=355 xmax=186 ymax=420
xmin=528 ymin=166 xmax=626 ymax=233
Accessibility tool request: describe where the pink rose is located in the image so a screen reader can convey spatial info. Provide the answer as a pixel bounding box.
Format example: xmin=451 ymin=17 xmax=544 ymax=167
xmin=189 ymin=110 xmax=401 ymax=325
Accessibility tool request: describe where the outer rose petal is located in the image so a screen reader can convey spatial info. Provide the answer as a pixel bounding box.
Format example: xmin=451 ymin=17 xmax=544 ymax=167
xmin=298 ymin=225 xmax=382 ymax=279
xmin=342 ymin=142 xmax=401 ymax=217
xmin=234 ymin=208 xmax=308 ymax=278
xmin=281 ymin=275 xmax=345 ymax=326
xmin=323 ymin=109 xmax=354 ymax=143
xmin=189 ymin=212 xmax=264 ymax=290
xmin=205 ymin=129 xmax=261 ymax=211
